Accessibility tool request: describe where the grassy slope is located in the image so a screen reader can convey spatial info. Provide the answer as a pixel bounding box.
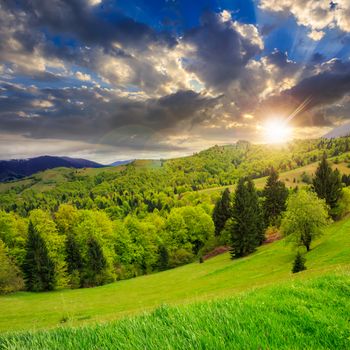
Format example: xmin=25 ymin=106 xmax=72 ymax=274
xmin=0 ymin=216 xmax=350 ymax=334
xmin=197 ymin=161 xmax=350 ymax=194
xmin=1 ymin=271 xmax=349 ymax=349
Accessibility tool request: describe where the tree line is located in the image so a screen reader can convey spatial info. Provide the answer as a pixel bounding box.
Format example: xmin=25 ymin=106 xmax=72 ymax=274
xmin=2 ymin=137 xmax=350 ymax=218
xmin=0 ymin=204 xmax=215 ymax=292
xmin=213 ymin=154 xmax=343 ymax=272
xmin=0 ymin=153 xmax=347 ymax=293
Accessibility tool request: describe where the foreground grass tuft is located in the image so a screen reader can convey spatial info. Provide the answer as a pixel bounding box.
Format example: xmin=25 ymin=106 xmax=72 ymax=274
xmin=1 ymin=272 xmax=349 ymax=350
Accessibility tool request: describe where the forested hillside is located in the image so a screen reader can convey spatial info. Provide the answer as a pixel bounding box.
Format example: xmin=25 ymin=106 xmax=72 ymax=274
xmin=2 ymin=137 xmax=350 ymax=216
xmin=1 ymin=137 xmax=350 ymax=293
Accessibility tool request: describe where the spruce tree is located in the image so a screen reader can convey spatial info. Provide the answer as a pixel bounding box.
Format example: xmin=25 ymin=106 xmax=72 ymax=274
xmin=230 ymin=178 xmax=264 ymax=258
xmin=65 ymin=233 xmax=83 ymax=274
xmin=158 ymin=244 xmax=169 ymax=271
xmin=22 ymin=221 xmax=55 ymax=291
xmin=86 ymin=237 xmax=106 ymax=276
xmin=292 ymin=252 xmax=306 ymax=273
xmin=313 ymin=154 xmax=342 ymax=209
xmin=212 ymin=188 xmax=232 ymax=236
xmin=263 ymin=168 xmax=288 ymax=226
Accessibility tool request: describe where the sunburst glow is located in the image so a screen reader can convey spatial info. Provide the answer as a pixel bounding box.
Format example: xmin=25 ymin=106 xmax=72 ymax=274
xmin=262 ymin=119 xmax=292 ymax=144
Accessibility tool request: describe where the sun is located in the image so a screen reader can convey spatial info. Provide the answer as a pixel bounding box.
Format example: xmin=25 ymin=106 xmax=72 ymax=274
xmin=262 ymin=119 xmax=292 ymax=144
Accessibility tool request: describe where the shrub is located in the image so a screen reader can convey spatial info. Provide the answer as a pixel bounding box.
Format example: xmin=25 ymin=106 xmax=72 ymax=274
xmin=292 ymin=252 xmax=306 ymax=273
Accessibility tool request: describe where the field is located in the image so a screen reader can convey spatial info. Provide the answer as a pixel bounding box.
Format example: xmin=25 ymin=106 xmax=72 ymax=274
xmin=1 ymin=271 xmax=349 ymax=349
xmin=1 ymin=215 xmax=350 ymax=335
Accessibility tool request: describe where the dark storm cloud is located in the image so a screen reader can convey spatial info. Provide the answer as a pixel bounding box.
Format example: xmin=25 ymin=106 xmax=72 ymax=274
xmin=2 ymin=0 xmax=176 ymax=52
xmin=0 ymin=0 xmax=177 ymax=90
xmin=259 ymin=59 xmax=350 ymax=127
xmin=286 ymin=59 xmax=350 ymax=110
xmin=183 ymin=11 xmax=263 ymax=90
xmin=0 ymin=82 xmax=219 ymax=149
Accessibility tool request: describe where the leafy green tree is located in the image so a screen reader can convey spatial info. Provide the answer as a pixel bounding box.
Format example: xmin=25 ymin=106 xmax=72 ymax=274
xmin=292 ymin=252 xmax=306 ymax=273
xmin=313 ymin=154 xmax=342 ymax=209
xmin=75 ymin=210 xmax=116 ymax=284
xmin=212 ymin=188 xmax=232 ymax=236
xmin=29 ymin=209 xmax=68 ymax=288
xmin=55 ymin=204 xmax=79 ymax=235
xmin=22 ymin=221 xmax=55 ymax=291
xmin=230 ymin=178 xmax=264 ymax=258
xmin=281 ymin=190 xmax=329 ymax=251
xmin=0 ymin=240 xmax=24 ymax=294
xmin=0 ymin=211 xmax=27 ymax=266
xmin=263 ymin=168 xmax=288 ymax=226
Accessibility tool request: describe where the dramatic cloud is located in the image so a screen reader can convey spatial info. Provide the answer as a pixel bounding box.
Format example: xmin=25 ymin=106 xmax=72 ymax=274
xmin=183 ymin=11 xmax=263 ymax=90
xmin=258 ymin=58 xmax=350 ymax=127
xmin=0 ymin=1 xmax=349 ymax=160
xmin=260 ymin=0 xmax=350 ymax=39
xmin=0 ymin=81 xmax=219 ymax=149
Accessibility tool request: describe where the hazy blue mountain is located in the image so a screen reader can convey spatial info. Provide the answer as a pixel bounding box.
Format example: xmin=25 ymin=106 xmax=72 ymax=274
xmin=109 ymin=160 xmax=134 ymax=166
xmin=323 ymin=123 xmax=350 ymax=139
xmin=0 ymin=156 xmax=104 ymax=182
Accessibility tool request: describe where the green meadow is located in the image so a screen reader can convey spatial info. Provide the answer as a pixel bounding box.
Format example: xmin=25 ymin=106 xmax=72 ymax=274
xmin=1 ymin=271 xmax=349 ymax=350
xmin=0 ymin=214 xmax=349 ymax=339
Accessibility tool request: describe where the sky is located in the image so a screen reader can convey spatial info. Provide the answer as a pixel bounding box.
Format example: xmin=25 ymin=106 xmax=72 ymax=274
xmin=1 ymin=0 xmax=350 ymax=163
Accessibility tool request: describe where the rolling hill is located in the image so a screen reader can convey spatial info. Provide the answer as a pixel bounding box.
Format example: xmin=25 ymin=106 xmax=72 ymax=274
xmin=0 ymin=156 xmax=104 ymax=182
xmin=0 ymin=214 xmax=349 ymax=334
xmin=1 ymin=137 xmax=350 ymax=348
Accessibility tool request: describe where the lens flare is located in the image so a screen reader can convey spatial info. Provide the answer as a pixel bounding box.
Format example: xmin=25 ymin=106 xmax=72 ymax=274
xmin=262 ymin=119 xmax=292 ymax=144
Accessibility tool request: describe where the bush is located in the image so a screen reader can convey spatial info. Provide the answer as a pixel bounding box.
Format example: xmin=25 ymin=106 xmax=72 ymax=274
xmin=300 ymin=172 xmax=312 ymax=184
xmin=292 ymin=251 xmax=306 ymax=273
xmin=169 ymin=248 xmax=194 ymax=268
xmin=331 ymin=188 xmax=350 ymax=220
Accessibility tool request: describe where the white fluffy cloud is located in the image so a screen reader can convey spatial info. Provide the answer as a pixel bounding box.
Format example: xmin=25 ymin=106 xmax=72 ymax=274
xmin=260 ymin=0 xmax=350 ymax=40
xmin=75 ymin=71 xmax=92 ymax=81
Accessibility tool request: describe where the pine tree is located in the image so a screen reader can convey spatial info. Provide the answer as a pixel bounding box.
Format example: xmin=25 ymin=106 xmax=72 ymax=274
xmin=158 ymin=244 xmax=169 ymax=271
xmin=313 ymin=154 xmax=342 ymax=209
xmin=22 ymin=221 xmax=55 ymax=291
xmin=230 ymin=178 xmax=264 ymax=258
xmin=263 ymin=168 xmax=288 ymax=226
xmin=86 ymin=237 xmax=106 ymax=275
xmin=65 ymin=233 xmax=83 ymax=274
xmin=212 ymin=188 xmax=232 ymax=236
xmin=292 ymin=252 xmax=306 ymax=273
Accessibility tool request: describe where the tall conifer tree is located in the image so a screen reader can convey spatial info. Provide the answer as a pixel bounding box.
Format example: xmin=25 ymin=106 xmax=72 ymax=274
xmin=230 ymin=178 xmax=264 ymax=258
xmin=313 ymin=154 xmax=342 ymax=209
xmin=263 ymin=168 xmax=288 ymax=226
xmin=158 ymin=244 xmax=169 ymax=271
xmin=212 ymin=188 xmax=232 ymax=236
xmin=22 ymin=221 xmax=55 ymax=291
xmin=65 ymin=233 xmax=83 ymax=274
xmin=86 ymin=237 xmax=106 ymax=276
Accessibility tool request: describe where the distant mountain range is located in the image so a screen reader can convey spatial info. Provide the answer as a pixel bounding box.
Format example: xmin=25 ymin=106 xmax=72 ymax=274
xmin=109 ymin=160 xmax=134 ymax=166
xmin=0 ymin=156 xmax=104 ymax=182
xmin=323 ymin=123 xmax=350 ymax=139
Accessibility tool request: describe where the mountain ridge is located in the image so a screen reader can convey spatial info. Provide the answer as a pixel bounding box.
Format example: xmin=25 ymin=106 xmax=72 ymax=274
xmin=0 ymin=155 xmax=104 ymax=182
